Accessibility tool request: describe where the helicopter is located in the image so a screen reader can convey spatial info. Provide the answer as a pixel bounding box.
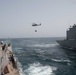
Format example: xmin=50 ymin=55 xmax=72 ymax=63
xmin=32 ymin=23 xmax=41 ymax=26
xmin=32 ymin=23 xmax=41 ymax=32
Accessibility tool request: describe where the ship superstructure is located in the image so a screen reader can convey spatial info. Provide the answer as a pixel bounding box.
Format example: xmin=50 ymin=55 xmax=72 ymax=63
xmin=67 ymin=24 xmax=76 ymax=40
xmin=57 ymin=24 xmax=76 ymax=50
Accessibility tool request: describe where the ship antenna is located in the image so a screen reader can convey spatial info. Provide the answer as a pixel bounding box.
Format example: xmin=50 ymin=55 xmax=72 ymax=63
xmin=68 ymin=18 xmax=70 ymax=26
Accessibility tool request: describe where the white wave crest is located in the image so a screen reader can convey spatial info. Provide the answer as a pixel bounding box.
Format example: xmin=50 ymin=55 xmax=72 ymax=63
xmin=51 ymin=58 xmax=70 ymax=63
xmin=24 ymin=62 xmax=57 ymax=75
xmin=14 ymin=47 xmax=23 ymax=50
xmin=26 ymin=43 xmax=58 ymax=48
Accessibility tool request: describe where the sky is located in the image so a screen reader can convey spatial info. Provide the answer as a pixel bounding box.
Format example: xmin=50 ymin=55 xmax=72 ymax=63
xmin=0 ymin=0 xmax=76 ymax=38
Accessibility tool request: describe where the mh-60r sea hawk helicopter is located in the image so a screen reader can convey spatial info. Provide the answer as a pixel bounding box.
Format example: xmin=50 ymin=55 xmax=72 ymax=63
xmin=32 ymin=23 xmax=41 ymax=26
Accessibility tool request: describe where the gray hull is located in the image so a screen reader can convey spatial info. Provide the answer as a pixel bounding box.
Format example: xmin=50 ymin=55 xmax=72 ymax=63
xmin=57 ymin=39 xmax=76 ymax=50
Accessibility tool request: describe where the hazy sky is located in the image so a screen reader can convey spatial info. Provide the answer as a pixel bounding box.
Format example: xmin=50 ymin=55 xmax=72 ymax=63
xmin=0 ymin=0 xmax=76 ymax=38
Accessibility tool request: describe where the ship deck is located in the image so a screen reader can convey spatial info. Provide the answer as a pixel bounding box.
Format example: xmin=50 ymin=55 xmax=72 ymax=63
xmin=5 ymin=68 xmax=20 ymax=75
xmin=0 ymin=51 xmax=20 ymax=75
xmin=5 ymin=61 xmax=20 ymax=75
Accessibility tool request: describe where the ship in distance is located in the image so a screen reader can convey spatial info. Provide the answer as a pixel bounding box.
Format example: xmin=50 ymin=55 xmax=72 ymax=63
xmin=57 ymin=24 xmax=76 ymax=50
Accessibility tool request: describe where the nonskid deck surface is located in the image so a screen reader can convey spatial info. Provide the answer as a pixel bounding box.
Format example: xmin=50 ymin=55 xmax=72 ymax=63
xmin=5 ymin=68 xmax=20 ymax=75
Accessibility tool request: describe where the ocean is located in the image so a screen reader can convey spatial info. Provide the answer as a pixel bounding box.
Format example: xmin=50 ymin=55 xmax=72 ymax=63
xmin=1 ymin=37 xmax=76 ymax=75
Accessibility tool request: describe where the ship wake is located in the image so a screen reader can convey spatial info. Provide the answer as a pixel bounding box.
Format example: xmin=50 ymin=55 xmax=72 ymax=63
xmin=24 ymin=62 xmax=57 ymax=75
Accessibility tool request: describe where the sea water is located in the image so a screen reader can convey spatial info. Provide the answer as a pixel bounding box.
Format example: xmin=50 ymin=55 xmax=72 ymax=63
xmin=1 ymin=37 xmax=76 ymax=75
